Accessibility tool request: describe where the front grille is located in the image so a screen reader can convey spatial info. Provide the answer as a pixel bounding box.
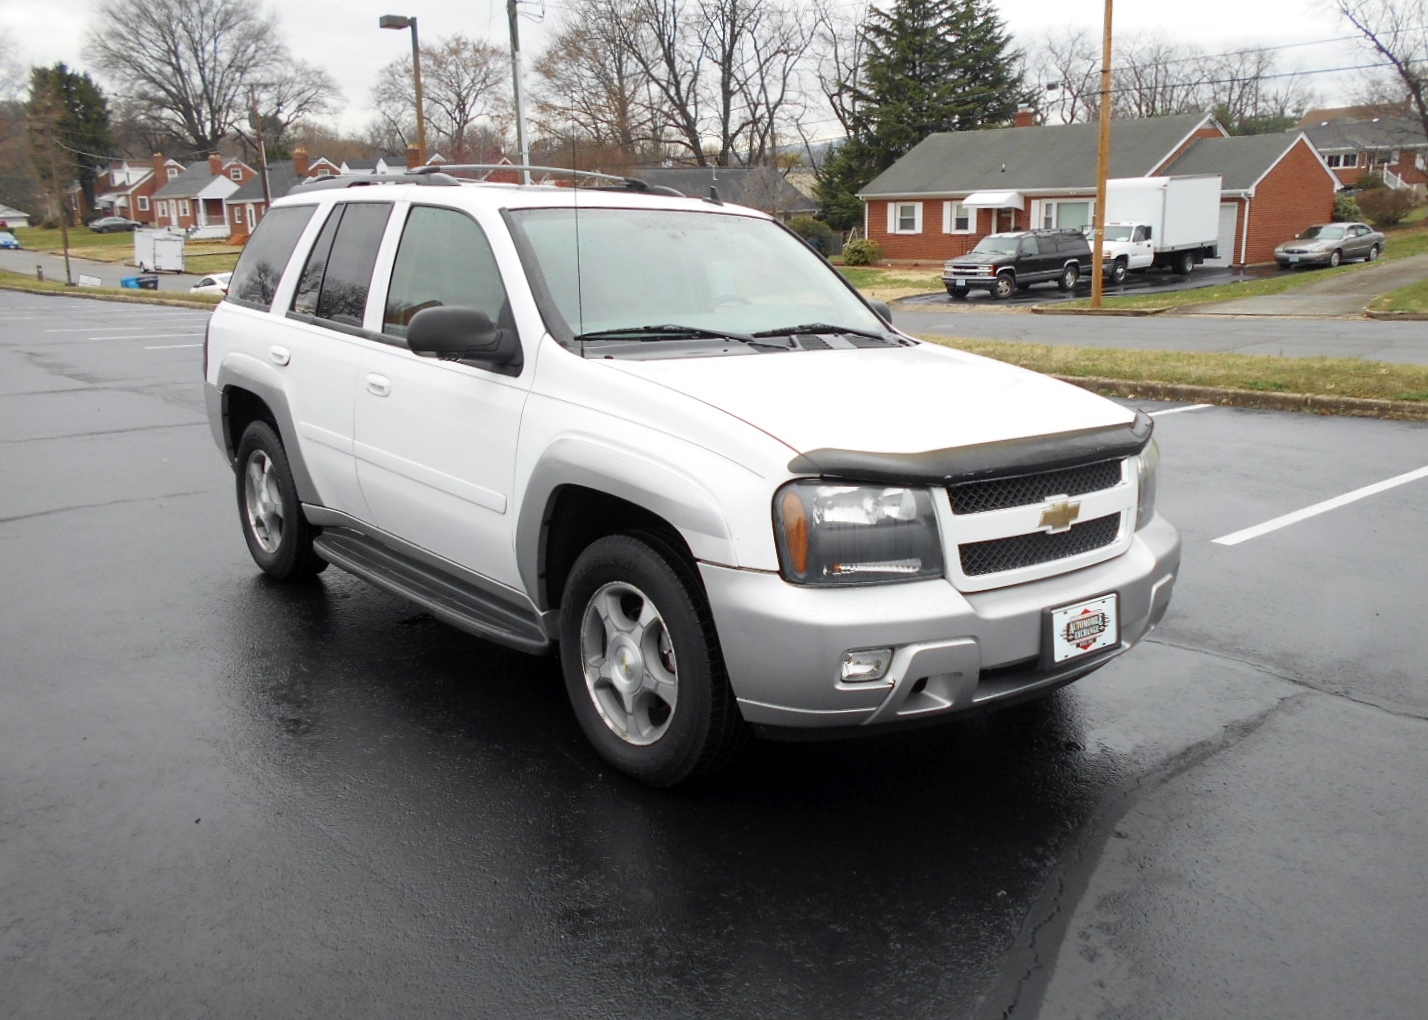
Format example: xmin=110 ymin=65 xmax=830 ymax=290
xmin=948 ymin=459 xmax=1123 ymax=515
xmin=959 ymin=513 xmax=1121 ymax=576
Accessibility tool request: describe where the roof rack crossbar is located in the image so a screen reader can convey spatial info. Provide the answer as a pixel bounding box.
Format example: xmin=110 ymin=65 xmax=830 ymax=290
xmin=411 ymin=164 xmax=683 ymax=196
xmin=294 ymin=172 xmax=462 ymax=190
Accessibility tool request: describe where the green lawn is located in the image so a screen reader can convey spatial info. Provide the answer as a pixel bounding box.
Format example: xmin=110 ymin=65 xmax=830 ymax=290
xmin=10 ymin=225 xmax=138 ymax=251
xmin=1369 ymin=278 xmax=1428 ymax=314
xmin=923 ymin=336 xmax=1428 ymax=404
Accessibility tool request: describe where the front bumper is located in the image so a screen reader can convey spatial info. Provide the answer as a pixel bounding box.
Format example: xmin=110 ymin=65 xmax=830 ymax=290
xmin=942 ymin=272 xmax=999 ymax=293
xmin=701 ymin=515 xmax=1179 ymax=731
xmin=1276 ymin=250 xmax=1333 ymax=266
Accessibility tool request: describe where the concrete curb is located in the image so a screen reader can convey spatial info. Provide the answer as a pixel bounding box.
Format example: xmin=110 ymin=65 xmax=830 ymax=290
xmin=1054 ymin=375 xmax=1428 ymax=422
xmin=1031 ymin=304 xmax=1169 ymax=316
xmin=0 ymin=280 xmax=217 ymax=311
xmin=1365 ymin=309 xmax=1428 ymax=321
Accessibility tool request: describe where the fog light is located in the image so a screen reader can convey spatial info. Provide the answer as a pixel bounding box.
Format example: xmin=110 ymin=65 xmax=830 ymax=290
xmin=841 ymin=648 xmax=893 ymax=683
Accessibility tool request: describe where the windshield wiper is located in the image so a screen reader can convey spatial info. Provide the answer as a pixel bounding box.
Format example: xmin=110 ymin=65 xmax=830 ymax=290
xmin=751 ymin=322 xmax=891 ymax=342
xmin=574 ymin=324 xmax=787 ymax=350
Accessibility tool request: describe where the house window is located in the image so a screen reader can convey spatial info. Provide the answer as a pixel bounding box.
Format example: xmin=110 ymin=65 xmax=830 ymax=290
xmin=137 ymin=195 xmax=149 ymax=212
xmin=229 ymin=167 xmax=243 ymax=181
xmin=943 ymin=201 xmax=972 ymax=234
xmin=180 ymin=200 xmax=191 ymax=218
xmin=1041 ymin=200 xmax=1092 ymax=231
xmin=167 ymin=167 xmax=179 ymax=179
xmin=889 ymin=202 xmax=922 ymax=234
xmin=157 ymin=201 xmax=168 ymax=218
xmin=233 ymin=207 xmax=243 ymax=224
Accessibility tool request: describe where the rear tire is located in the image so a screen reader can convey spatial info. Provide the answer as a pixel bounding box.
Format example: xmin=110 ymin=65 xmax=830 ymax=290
xmin=559 ymin=532 xmax=747 ymax=786
xmin=1367 ymin=244 xmax=1380 ymax=262
xmin=1057 ymin=262 xmax=1080 ymax=292
xmin=992 ymin=273 xmax=1015 ymax=300
xmin=235 ymin=421 xmax=327 ymax=580
xmin=1171 ymin=250 xmax=1194 ymax=276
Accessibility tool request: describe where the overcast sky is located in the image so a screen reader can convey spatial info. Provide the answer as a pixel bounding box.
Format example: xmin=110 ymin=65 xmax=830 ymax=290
xmin=3 ymin=0 xmax=1365 ymax=140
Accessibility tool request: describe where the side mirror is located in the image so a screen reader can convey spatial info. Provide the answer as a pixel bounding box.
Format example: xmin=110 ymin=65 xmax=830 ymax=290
xmin=407 ymin=306 xmax=522 ymax=371
xmin=869 ymin=298 xmax=893 ymax=325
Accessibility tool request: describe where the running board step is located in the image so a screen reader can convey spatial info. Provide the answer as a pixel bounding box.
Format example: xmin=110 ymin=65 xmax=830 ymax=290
xmin=313 ymin=529 xmax=553 ymax=654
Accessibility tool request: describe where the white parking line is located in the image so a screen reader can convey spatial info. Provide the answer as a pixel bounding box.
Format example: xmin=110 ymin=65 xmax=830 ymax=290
xmin=145 ymin=343 xmax=203 ymax=350
xmin=1213 ymin=465 xmax=1428 ymax=546
xmin=89 ymin=332 xmax=200 ymax=341
xmin=1148 ymin=404 xmax=1214 ymax=417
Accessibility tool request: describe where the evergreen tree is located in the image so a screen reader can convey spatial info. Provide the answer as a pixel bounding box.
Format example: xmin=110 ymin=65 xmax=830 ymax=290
xmin=817 ymin=0 xmax=1024 ymax=229
xmin=26 ymin=64 xmax=113 ymax=217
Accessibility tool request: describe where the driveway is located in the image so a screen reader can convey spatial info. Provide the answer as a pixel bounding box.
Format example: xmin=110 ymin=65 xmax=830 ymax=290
xmin=1183 ymin=252 xmax=1428 ymax=317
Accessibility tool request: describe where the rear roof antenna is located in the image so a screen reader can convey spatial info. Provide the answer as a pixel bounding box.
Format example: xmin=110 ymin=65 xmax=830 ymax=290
xmin=705 ymin=185 xmax=723 ymax=206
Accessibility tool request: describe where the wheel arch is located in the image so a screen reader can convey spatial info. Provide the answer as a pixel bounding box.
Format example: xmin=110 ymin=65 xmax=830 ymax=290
xmin=518 ymin=441 xmax=736 ymax=614
xmin=211 ymin=357 xmax=321 ymax=504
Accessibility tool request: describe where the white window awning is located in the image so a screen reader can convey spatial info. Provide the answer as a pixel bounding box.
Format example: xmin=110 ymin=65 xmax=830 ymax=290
xmin=961 ymin=190 xmax=1024 ymax=209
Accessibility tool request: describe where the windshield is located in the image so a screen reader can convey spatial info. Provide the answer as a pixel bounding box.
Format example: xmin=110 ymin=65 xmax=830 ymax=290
xmin=507 ymin=206 xmax=884 ymax=343
xmin=1103 ymin=225 xmax=1135 ymax=241
xmin=1301 ymin=225 xmax=1345 ymax=240
xmin=970 ymin=236 xmax=1020 ymax=255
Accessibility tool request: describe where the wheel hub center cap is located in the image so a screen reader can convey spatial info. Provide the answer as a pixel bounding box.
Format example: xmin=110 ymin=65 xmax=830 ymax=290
xmin=609 ymin=635 xmax=644 ymax=690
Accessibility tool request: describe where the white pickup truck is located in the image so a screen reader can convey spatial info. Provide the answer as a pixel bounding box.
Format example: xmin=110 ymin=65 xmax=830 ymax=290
xmin=1099 ymin=175 xmax=1222 ymax=283
xmin=204 ymin=166 xmax=1180 ymax=785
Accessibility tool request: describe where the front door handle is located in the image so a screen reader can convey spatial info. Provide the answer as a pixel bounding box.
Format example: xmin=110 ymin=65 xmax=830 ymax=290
xmin=365 ymin=374 xmax=392 ymax=398
xmin=269 ymin=346 xmax=291 ymax=366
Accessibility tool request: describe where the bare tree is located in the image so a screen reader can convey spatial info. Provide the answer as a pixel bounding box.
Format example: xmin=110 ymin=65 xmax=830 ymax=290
xmin=233 ymin=62 xmax=342 ymax=159
xmin=1327 ymin=0 xmax=1428 ymax=141
xmin=85 ymin=0 xmax=280 ymax=153
xmin=810 ymin=0 xmax=868 ymax=136
xmin=371 ymin=34 xmax=510 ymax=161
xmin=1027 ymin=27 xmax=1101 ymax=123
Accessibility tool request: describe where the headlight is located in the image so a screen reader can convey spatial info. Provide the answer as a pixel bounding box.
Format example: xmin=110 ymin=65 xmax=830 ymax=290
xmin=1135 ymin=439 xmax=1161 ymax=530
xmin=773 ymin=482 xmax=944 ymax=585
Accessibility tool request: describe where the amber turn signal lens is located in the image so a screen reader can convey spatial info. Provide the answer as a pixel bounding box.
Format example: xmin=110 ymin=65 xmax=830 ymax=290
xmin=780 ymin=489 xmax=809 ymax=577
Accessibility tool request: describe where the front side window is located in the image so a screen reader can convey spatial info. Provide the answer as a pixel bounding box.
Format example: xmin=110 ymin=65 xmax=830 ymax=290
xmin=1020 ymin=236 xmax=1041 ymax=256
xmin=384 ymin=205 xmax=511 ymax=338
xmin=292 ymin=202 xmax=393 ymax=327
xmin=228 ymin=204 xmax=316 ymax=310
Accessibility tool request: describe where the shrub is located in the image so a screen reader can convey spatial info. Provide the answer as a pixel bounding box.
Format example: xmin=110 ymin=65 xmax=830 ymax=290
xmin=840 ymin=237 xmax=883 ymax=266
xmin=1355 ymin=187 xmax=1420 ymax=228
xmin=1354 ymin=172 xmax=1386 ymax=191
xmin=787 ymin=215 xmax=836 ymax=254
xmin=1332 ymin=192 xmax=1363 ymax=222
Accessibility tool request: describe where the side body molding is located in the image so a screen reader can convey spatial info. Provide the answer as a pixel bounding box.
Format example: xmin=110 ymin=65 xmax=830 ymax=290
xmin=211 ymin=353 xmax=322 ymax=505
xmin=516 ymin=436 xmax=735 ymax=612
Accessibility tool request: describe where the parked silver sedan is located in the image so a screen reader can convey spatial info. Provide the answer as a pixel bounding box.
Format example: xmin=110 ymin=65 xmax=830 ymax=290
xmin=1275 ymin=222 xmax=1385 ymax=269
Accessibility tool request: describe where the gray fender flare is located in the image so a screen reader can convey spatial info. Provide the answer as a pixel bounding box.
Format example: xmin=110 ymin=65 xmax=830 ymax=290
xmin=213 ymin=353 xmax=321 ymax=505
xmin=516 ymin=437 xmax=736 ymax=611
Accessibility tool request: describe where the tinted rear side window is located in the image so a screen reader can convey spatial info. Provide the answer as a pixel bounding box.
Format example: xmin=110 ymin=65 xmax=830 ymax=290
xmin=227 ymin=205 xmax=315 ymax=310
xmin=291 ymin=202 xmax=393 ymax=328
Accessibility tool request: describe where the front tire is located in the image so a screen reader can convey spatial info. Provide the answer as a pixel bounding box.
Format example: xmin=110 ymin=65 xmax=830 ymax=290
xmin=235 ymin=421 xmax=327 ymax=580
xmin=559 ymin=533 xmax=746 ymax=786
xmin=947 ymin=288 xmax=970 ymax=301
xmin=1328 ymin=249 xmax=1342 ymax=268
xmin=1109 ymin=259 xmax=1128 ymax=285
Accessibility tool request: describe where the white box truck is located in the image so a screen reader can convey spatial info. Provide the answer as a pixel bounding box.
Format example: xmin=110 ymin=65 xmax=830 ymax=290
xmin=133 ymin=229 xmax=185 ymax=273
xmin=1098 ymin=175 xmax=1221 ymax=282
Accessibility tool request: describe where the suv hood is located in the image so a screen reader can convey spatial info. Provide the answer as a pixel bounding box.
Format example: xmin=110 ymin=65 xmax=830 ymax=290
xmin=606 ymin=343 xmax=1133 ymax=457
xmin=947 ymin=251 xmax=1012 ymax=267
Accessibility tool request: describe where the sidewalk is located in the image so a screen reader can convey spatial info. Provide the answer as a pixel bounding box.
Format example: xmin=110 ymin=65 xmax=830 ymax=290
xmin=0 ymin=248 xmax=209 ymax=293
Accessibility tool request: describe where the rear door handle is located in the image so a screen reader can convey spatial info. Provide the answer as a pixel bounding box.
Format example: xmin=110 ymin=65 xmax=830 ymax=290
xmin=365 ymin=374 xmax=391 ymax=398
xmin=269 ymin=346 xmax=291 ymax=366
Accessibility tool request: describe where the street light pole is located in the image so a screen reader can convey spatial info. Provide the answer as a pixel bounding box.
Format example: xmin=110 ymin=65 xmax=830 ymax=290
xmin=380 ymin=15 xmax=428 ymax=166
xmin=507 ymin=0 xmax=532 ymax=184
xmin=1091 ymin=0 xmax=1114 ymax=309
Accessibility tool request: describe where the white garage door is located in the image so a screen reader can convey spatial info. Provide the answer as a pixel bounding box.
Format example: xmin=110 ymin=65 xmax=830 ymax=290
xmin=1203 ymin=202 xmax=1239 ymax=267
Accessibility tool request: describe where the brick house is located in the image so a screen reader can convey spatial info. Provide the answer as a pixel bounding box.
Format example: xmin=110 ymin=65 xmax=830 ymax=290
xmin=225 ymin=148 xmax=340 ymax=240
xmin=152 ymin=154 xmax=255 ymax=238
xmin=1298 ymin=115 xmax=1428 ymax=198
xmin=858 ymin=112 xmax=1338 ymax=267
xmin=93 ymin=155 xmax=185 ymax=225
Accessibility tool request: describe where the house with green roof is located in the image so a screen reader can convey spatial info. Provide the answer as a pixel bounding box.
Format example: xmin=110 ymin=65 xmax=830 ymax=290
xmin=858 ymin=113 xmax=1337 ymax=267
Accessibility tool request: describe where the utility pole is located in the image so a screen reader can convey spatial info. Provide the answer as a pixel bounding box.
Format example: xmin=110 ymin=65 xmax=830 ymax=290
xmin=250 ymin=90 xmax=271 ymax=210
xmin=1091 ymin=0 xmax=1114 ymax=309
xmin=35 ymin=84 xmax=74 ymax=285
xmin=507 ymin=0 xmax=532 ymax=184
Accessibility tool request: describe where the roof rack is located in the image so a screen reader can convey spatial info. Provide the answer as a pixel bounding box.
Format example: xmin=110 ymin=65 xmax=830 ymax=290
xmin=290 ymin=164 xmax=688 ymax=199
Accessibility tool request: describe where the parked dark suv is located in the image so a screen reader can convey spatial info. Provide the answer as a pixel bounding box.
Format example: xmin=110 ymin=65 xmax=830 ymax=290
xmin=942 ymin=229 xmax=1092 ymax=300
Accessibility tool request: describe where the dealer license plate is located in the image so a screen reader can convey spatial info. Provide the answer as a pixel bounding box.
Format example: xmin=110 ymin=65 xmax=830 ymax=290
xmin=1049 ymin=594 xmax=1119 ymax=663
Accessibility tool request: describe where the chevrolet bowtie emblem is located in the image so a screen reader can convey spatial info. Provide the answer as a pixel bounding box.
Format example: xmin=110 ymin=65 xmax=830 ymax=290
xmin=1039 ymin=498 xmax=1082 ymax=533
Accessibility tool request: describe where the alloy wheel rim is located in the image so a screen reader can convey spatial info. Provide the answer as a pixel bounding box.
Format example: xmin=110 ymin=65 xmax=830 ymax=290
xmin=580 ymin=581 xmax=678 ymax=746
xmin=244 ymin=450 xmax=284 ymax=554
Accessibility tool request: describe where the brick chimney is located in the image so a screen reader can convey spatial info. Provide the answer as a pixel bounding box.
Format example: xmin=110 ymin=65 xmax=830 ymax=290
xmin=406 ymin=145 xmax=422 ymax=169
xmin=152 ymin=152 xmax=167 ymax=182
xmin=208 ymin=152 xmax=224 ymax=176
xmin=1015 ymin=106 xmax=1036 ymax=128
xmin=293 ymin=147 xmax=310 ymax=178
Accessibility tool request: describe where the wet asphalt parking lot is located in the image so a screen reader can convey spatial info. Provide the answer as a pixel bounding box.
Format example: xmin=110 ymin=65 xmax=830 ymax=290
xmin=3 ymin=293 xmax=1427 ymax=1019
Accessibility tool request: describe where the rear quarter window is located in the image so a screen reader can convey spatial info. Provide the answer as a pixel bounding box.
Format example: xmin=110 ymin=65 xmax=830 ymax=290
xmin=227 ymin=205 xmax=316 ymax=310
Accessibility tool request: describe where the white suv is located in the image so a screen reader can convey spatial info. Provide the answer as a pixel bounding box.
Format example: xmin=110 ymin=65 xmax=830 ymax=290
xmin=204 ymin=167 xmax=1179 ymax=786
